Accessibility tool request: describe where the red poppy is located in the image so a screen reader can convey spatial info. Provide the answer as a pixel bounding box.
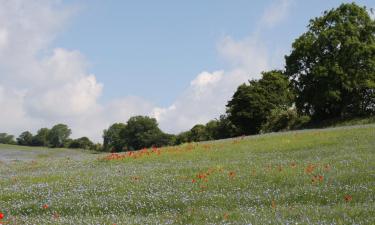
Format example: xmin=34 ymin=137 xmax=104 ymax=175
xmin=0 ymin=212 xmax=4 ymax=219
xmin=344 ymin=195 xmax=352 ymax=202
xmin=43 ymin=204 xmax=49 ymax=209
xmin=192 ymin=179 xmax=196 ymax=183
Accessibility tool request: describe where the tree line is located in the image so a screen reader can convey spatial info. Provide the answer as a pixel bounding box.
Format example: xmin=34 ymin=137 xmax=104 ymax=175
xmin=1 ymin=3 xmax=374 ymax=152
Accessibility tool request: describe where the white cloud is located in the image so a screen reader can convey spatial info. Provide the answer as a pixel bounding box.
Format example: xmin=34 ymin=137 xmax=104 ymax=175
xmin=153 ymin=0 xmax=293 ymax=133
xmin=0 ymin=0 xmax=292 ymax=142
xmin=260 ymin=0 xmax=293 ymax=27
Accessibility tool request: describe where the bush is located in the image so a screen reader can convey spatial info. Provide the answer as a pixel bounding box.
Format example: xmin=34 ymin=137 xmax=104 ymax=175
xmin=261 ymin=108 xmax=311 ymax=133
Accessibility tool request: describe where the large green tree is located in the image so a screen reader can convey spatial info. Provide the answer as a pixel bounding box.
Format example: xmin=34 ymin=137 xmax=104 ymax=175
xmin=17 ymin=131 xmax=34 ymax=146
xmin=102 ymin=123 xmax=126 ymax=152
xmin=121 ymin=116 xmax=173 ymax=150
xmin=227 ymin=70 xmax=294 ymax=134
xmin=47 ymin=124 xmax=72 ymax=148
xmin=32 ymin=128 xmax=50 ymax=146
xmin=285 ymin=3 xmax=375 ymax=119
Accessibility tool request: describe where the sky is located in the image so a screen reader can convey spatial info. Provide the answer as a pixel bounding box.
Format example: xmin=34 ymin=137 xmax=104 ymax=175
xmin=0 ymin=0 xmax=373 ymax=142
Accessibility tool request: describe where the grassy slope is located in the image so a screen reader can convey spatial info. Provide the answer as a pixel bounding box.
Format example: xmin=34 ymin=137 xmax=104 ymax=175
xmin=0 ymin=125 xmax=374 ymax=224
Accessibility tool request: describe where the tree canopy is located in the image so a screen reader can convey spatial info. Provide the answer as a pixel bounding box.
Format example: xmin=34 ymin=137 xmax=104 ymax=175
xmin=285 ymin=3 xmax=375 ymax=119
xmin=226 ymin=70 xmax=294 ymax=134
xmin=47 ymin=124 xmax=72 ymax=148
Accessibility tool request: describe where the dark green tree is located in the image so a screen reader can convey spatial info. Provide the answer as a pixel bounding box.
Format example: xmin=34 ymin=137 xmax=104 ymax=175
xmin=102 ymin=123 xmax=126 ymax=152
xmin=0 ymin=133 xmax=16 ymax=145
xmin=188 ymin=124 xmax=209 ymax=142
xmin=32 ymin=128 xmax=50 ymax=146
xmin=47 ymin=124 xmax=71 ymax=148
xmin=69 ymin=137 xmax=94 ymax=150
xmin=121 ymin=116 xmax=173 ymax=150
xmin=285 ymin=3 xmax=375 ymax=120
xmin=227 ymin=70 xmax=294 ymax=134
xmin=17 ymin=131 xmax=34 ymax=146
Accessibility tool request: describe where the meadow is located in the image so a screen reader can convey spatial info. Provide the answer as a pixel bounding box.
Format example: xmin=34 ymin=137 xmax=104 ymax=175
xmin=0 ymin=124 xmax=374 ymax=224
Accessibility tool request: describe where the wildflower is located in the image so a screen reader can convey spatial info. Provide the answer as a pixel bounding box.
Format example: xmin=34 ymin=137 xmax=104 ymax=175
xmin=305 ymin=164 xmax=315 ymax=174
xmin=272 ymin=199 xmax=276 ymax=209
xmin=192 ymin=179 xmax=196 ymax=183
xmin=43 ymin=204 xmax=49 ymax=209
xmin=344 ymin=195 xmax=352 ymax=202
xmin=324 ymin=164 xmax=331 ymax=171
xmin=229 ymin=171 xmax=236 ymax=178
xmin=0 ymin=212 xmax=4 ymax=219
xmin=53 ymin=212 xmax=60 ymax=219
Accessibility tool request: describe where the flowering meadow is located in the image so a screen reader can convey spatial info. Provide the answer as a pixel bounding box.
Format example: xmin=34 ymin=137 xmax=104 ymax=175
xmin=0 ymin=125 xmax=374 ymax=224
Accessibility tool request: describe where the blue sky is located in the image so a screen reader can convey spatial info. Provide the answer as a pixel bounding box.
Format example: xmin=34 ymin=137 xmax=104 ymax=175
xmin=0 ymin=0 xmax=373 ymax=141
xmin=56 ymin=0 xmax=374 ymax=106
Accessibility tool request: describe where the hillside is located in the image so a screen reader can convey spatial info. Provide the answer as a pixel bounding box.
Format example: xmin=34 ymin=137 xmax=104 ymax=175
xmin=0 ymin=124 xmax=374 ymax=224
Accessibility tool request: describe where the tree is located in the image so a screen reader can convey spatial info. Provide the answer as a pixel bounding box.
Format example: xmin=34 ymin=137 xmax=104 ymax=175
xmin=0 ymin=133 xmax=16 ymax=145
xmin=69 ymin=137 xmax=94 ymax=150
xmin=47 ymin=124 xmax=71 ymax=148
xmin=102 ymin=123 xmax=126 ymax=152
xmin=121 ymin=116 xmax=173 ymax=150
xmin=212 ymin=115 xmax=240 ymax=139
xmin=227 ymin=70 xmax=294 ymax=134
xmin=285 ymin=3 xmax=375 ymax=120
xmin=32 ymin=128 xmax=50 ymax=146
xmin=188 ymin=124 xmax=209 ymax=142
xmin=17 ymin=131 xmax=34 ymax=146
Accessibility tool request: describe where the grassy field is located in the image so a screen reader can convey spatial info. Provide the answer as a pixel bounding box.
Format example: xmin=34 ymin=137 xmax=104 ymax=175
xmin=0 ymin=125 xmax=374 ymax=224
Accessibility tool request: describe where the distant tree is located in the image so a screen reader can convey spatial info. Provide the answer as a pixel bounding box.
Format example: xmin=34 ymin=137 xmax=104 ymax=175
xmin=261 ymin=108 xmax=311 ymax=133
xmin=32 ymin=128 xmax=50 ymax=146
xmin=69 ymin=137 xmax=94 ymax=150
xmin=213 ymin=115 xmax=240 ymax=139
xmin=227 ymin=70 xmax=294 ymax=134
xmin=103 ymin=123 xmax=126 ymax=152
xmin=0 ymin=133 xmax=16 ymax=145
xmin=121 ymin=116 xmax=173 ymax=150
xmin=188 ymin=124 xmax=209 ymax=142
xmin=47 ymin=124 xmax=71 ymax=148
xmin=17 ymin=131 xmax=34 ymax=146
xmin=175 ymin=131 xmax=192 ymax=145
xmin=285 ymin=3 xmax=375 ymax=120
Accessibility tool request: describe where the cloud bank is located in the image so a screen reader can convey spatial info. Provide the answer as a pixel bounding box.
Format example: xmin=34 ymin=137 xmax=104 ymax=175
xmin=0 ymin=0 xmax=292 ymax=142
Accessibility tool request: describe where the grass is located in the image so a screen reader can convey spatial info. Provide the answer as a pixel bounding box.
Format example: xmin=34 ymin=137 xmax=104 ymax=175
xmin=0 ymin=124 xmax=374 ymax=224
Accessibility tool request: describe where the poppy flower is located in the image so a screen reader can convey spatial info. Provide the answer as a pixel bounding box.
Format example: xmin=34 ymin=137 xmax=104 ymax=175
xmin=43 ymin=204 xmax=49 ymax=209
xmin=344 ymin=195 xmax=352 ymax=202
xmin=0 ymin=212 xmax=4 ymax=219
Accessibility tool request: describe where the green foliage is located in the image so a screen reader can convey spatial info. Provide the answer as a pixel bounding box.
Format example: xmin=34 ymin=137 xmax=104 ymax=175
xmin=227 ymin=70 xmax=294 ymax=135
xmin=121 ymin=116 xmax=173 ymax=150
xmin=17 ymin=131 xmax=34 ymax=146
xmin=0 ymin=133 xmax=16 ymax=145
xmin=47 ymin=124 xmax=72 ymax=148
xmin=103 ymin=116 xmax=174 ymax=152
xmin=69 ymin=137 xmax=95 ymax=150
xmin=32 ymin=128 xmax=50 ymax=146
xmin=103 ymin=123 xmax=126 ymax=152
xmin=261 ymin=108 xmax=311 ymax=133
xmin=285 ymin=3 xmax=375 ymax=120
